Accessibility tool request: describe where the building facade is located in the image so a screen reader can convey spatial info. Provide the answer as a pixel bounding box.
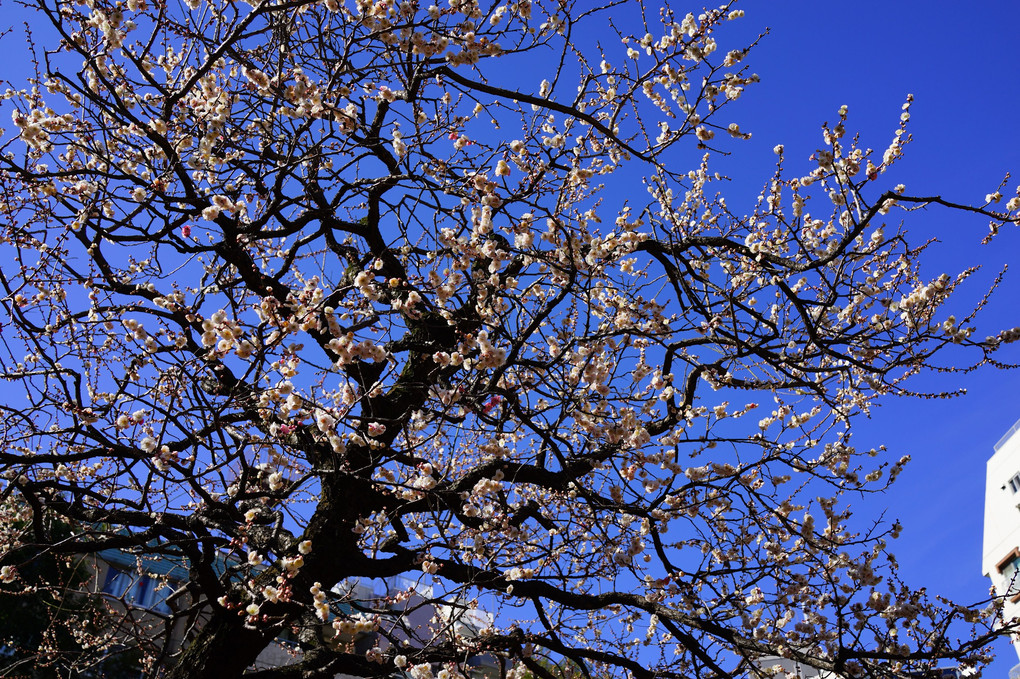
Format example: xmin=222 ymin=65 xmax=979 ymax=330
xmin=91 ymin=552 xmax=495 ymax=676
xmin=982 ymin=417 xmax=1020 ymax=664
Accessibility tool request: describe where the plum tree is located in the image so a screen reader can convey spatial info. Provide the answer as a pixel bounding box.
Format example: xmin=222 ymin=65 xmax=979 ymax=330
xmin=0 ymin=0 xmax=1017 ymax=677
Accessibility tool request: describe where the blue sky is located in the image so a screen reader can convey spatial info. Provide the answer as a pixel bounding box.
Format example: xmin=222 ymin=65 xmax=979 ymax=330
xmin=0 ymin=0 xmax=1018 ymax=673
xmin=730 ymin=2 xmax=1020 ymax=674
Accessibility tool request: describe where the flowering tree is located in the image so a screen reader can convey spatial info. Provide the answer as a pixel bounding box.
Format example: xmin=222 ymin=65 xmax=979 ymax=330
xmin=1 ymin=0 xmax=1018 ymax=677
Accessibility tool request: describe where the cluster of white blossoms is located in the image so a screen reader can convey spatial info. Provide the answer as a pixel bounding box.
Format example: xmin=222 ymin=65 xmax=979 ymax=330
xmin=0 ymin=565 xmax=16 ymax=583
xmin=201 ymin=194 xmax=245 ymax=222
xmin=332 ymin=610 xmax=378 ymax=637
xmin=941 ymin=315 xmax=975 ymax=343
xmin=310 ymin=582 xmax=329 ymax=621
xmin=327 ymin=333 xmax=388 ymax=366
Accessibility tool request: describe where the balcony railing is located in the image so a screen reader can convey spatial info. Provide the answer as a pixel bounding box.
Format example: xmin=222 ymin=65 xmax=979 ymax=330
xmin=995 ymin=417 xmax=1020 ymax=452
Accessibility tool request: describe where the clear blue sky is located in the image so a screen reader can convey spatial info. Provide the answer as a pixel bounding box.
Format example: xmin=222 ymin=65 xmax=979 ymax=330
xmin=729 ymin=2 xmax=1020 ymax=675
xmin=0 ymin=0 xmax=1018 ymax=674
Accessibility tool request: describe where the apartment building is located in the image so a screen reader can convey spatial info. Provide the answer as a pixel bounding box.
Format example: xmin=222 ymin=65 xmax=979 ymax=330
xmin=982 ymin=417 xmax=1020 ymax=664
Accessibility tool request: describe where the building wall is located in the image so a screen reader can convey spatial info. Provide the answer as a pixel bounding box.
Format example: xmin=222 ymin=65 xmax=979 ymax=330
xmin=84 ymin=559 xmax=497 ymax=676
xmin=982 ymin=418 xmax=1020 ymax=662
xmin=87 ymin=555 xmax=196 ymax=657
xmin=753 ymin=656 xmax=831 ymax=679
xmin=252 ymin=639 xmax=304 ymax=671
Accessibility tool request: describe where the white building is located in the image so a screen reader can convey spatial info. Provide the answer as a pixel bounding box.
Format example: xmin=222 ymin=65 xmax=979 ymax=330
xmin=752 ymin=655 xmax=831 ymax=679
xmin=750 ymin=655 xmax=961 ymax=679
xmin=982 ymin=417 xmax=1020 ymax=663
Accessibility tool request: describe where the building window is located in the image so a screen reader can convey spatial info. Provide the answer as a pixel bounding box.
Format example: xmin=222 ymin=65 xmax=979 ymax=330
xmin=102 ymin=567 xmax=172 ymax=615
xmin=996 ymin=549 xmax=1020 ymax=600
xmin=1009 ymin=473 xmax=1020 ymax=493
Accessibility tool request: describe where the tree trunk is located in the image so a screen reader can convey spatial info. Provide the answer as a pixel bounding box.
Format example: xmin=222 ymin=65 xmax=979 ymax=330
xmin=163 ymin=613 xmax=276 ymax=679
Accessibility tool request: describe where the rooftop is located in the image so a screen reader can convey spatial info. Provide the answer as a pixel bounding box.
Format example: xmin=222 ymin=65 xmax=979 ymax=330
xmin=994 ymin=417 xmax=1020 ymax=452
